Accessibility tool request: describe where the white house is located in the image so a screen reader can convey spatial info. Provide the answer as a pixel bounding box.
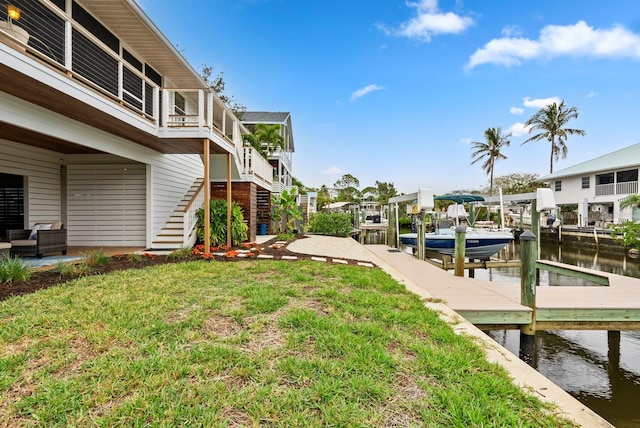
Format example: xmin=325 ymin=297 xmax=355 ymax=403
xmin=540 ymin=143 xmax=640 ymax=226
xmin=0 ymin=0 xmax=283 ymax=248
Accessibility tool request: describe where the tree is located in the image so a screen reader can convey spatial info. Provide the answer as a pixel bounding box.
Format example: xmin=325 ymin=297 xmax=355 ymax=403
xmin=315 ymin=185 xmax=332 ymax=211
xmin=255 ymin=123 xmax=284 ymax=155
xmin=620 ymin=194 xmax=640 ymax=210
xmin=374 ymin=181 xmax=398 ymax=205
xmin=200 ymin=65 xmax=246 ymax=119
xmin=522 ymin=101 xmax=586 ymax=173
xmin=334 ymin=174 xmax=361 ymax=202
xmin=492 ymin=173 xmax=543 ymax=194
xmin=470 ymin=127 xmax=511 ymax=196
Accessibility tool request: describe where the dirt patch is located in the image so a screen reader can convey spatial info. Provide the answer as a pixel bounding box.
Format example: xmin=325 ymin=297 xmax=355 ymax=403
xmin=1 ymin=236 xmax=370 ymax=302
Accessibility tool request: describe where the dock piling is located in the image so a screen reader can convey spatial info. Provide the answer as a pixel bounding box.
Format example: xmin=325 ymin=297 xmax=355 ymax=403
xmin=520 ymin=230 xmax=538 ymax=336
xmin=454 ymin=226 xmax=466 ymax=277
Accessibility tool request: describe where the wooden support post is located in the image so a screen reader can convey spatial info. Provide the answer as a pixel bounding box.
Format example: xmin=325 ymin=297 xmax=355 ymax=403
xmin=520 ymin=230 xmax=538 ymax=335
xmin=226 ymin=153 xmax=232 ymax=248
xmin=530 ymin=199 xmax=540 ymax=255
xmin=203 ymin=139 xmax=211 ymax=256
xmin=454 ymin=225 xmax=466 ymax=277
xmin=468 ymin=259 xmax=475 ymax=278
xmin=388 ymin=203 xmax=396 ymax=247
xmin=416 ymin=211 xmax=426 ymax=261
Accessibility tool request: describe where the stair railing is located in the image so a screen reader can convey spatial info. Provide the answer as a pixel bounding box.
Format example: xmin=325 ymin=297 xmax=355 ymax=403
xmin=182 ymin=181 xmax=205 ymax=246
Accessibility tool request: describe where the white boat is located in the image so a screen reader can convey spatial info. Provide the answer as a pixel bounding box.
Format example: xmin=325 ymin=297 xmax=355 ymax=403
xmin=401 ymin=194 xmax=514 ymax=260
xmin=399 ymin=228 xmax=514 ymax=260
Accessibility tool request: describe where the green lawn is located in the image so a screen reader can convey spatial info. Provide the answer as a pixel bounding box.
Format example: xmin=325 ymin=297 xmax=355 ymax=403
xmin=0 ymin=260 xmax=574 ymax=427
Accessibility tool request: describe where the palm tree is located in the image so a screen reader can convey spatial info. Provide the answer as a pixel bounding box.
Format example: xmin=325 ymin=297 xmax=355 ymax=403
xmin=620 ymin=194 xmax=640 ymax=210
xmin=255 ymin=124 xmax=284 ymax=155
xmin=470 ymin=127 xmax=511 ymax=196
xmin=522 ymin=101 xmax=586 ymax=173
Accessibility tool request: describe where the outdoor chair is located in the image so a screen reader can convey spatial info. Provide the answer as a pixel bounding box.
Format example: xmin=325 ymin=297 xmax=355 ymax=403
xmin=7 ymin=221 xmax=67 ymax=258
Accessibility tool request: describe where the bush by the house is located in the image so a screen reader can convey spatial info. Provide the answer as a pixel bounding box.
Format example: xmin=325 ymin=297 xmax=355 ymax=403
xmin=308 ymin=213 xmax=353 ymax=237
xmin=196 ymin=199 xmax=248 ymax=246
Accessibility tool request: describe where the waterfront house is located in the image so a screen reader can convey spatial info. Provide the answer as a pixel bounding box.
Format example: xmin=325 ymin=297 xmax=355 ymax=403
xmin=540 ymin=143 xmax=640 ymax=226
xmin=0 ymin=0 xmax=283 ymax=248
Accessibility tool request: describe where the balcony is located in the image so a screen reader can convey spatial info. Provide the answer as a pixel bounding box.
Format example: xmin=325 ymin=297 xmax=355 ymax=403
xmin=595 ymin=181 xmax=638 ymax=196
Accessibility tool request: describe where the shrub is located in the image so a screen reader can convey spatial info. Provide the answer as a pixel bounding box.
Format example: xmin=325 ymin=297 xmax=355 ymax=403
xmin=0 ymin=254 xmax=32 ymax=284
xmin=81 ymin=249 xmax=109 ymax=268
xmin=196 ymin=199 xmax=248 ymax=246
xmin=398 ymin=217 xmax=412 ymax=227
xmin=307 ymin=213 xmax=353 ymax=237
xmin=611 ymin=221 xmax=640 ymax=249
xmin=169 ymin=247 xmax=193 ymax=260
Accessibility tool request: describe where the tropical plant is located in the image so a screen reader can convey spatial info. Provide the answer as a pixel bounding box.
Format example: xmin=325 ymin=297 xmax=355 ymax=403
xmin=522 ymin=101 xmax=586 ymax=173
xmin=196 ymin=199 xmax=248 ymax=246
xmin=620 ymin=194 xmax=640 ymax=210
xmin=255 ymin=123 xmax=285 ymax=155
xmin=0 ymin=254 xmax=32 ymax=284
xmin=470 ymin=127 xmax=511 ymax=196
xmin=611 ymin=221 xmax=640 ymax=249
xmin=271 ymin=188 xmax=302 ymax=234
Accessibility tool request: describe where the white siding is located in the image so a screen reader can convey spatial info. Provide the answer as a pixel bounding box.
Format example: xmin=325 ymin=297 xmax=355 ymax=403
xmin=0 ymin=140 xmax=61 ymax=227
xmin=67 ymin=163 xmax=146 ymax=246
xmin=151 ymin=154 xmax=203 ymax=235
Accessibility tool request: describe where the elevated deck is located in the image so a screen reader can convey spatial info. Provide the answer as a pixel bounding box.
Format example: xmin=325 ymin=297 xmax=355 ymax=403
xmin=365 ymin=245 xmax=640 ymax=331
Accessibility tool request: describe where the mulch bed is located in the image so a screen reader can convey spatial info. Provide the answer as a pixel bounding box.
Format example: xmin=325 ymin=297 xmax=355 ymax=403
xmin=1 ymin=235 xmax=365 ymax=302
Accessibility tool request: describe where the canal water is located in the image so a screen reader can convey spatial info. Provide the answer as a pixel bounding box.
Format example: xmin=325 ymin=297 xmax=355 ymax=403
xmin=476 ymin=242 xmax=640 ymax=427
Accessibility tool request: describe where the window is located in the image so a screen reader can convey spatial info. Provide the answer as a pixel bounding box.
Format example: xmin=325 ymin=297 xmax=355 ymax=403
xmin=596 ymin=173 xmax=614 ymax=185
xmin=617 ymin=169 xmax=638 ymax=183
xmin=581 ymin=176 xmax=590 ymax=189
xmin=555 ymin=180 xmax=562 ymax=191
xmin=174 ymin=93 xmax=186 ymax=115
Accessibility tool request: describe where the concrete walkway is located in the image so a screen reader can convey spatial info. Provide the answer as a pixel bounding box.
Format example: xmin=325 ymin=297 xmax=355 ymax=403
xmin=287 ymin=234 xmax=374 ymax=262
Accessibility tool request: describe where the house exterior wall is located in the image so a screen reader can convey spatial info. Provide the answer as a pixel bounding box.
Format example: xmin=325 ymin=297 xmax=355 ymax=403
xmin=66 ymin=163 xmax=146 ymax=246
xmin=150 ymin=154 xmax=203 ymax=237
xmin=0 ymin=140 xmax=61 ymax=228
xmin=547 ymin=167 xmax=640 ymax=224
xmin=211 ymin=182 xmax=257 ymax=243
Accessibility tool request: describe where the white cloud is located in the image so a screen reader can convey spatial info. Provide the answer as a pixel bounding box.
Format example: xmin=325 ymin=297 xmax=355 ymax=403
xmin=523 ymin=96 xmax=561 ymax=108
xmin=460 ymin=137 xmax=472 ymax=144
xmin=587 ymin=91 xmax=599 ymax=98
xmin=508 ymin=122 xmax=531 ymax=137
xmin=350 ymin=84 xmax=383 ymax=101
xmin=510 ymin=106 xmax=524 ymax=114
xmin=378 ymin=0 xmax=474 ymax=42
xmin=467 ymin=21 xmax=640 ymax=69
xmin=501 ymin=25 xmax=523 ymax=38
xmin=324 ymin=166 xmax=343 ymax=175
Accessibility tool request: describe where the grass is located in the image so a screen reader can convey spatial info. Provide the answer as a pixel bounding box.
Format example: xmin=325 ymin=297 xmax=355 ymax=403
xmin=0 ymin=260 xmax=575 ymax=427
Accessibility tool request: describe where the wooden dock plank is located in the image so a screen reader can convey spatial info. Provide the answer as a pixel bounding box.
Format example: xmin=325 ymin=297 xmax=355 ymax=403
xmin=365 ymin=245 xmax=640 ymax=330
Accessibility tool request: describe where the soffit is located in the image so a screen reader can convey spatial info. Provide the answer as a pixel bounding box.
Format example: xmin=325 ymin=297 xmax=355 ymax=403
xmin=79 ymin=0 xmax=206 ymax=89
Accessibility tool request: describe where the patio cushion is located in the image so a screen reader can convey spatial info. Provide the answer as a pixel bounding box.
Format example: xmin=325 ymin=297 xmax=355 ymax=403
xmin=10 ymin=239 xmax=37 ymax=246
xmin=0 ymin=242 xmax=11 ymax=249
xmin=29 ymin=223 xmax=54 ymax=239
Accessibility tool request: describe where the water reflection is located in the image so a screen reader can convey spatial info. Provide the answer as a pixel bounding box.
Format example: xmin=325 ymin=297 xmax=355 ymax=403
xmin=482 ymin=242 xmax=640 ymax=427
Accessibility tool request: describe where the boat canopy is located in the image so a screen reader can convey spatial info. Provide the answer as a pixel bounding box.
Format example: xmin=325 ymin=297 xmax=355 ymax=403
xmin=434 ymin=194 xmax=485 ymax=204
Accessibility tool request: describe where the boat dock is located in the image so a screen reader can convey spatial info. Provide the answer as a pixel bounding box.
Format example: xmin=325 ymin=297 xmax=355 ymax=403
xmin=365 ymin=245 xmax=640 ymax=331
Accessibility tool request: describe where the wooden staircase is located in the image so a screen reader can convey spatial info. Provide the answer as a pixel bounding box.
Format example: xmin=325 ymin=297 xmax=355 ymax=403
xmin=151 ymin=178 xmax=204 ymax=250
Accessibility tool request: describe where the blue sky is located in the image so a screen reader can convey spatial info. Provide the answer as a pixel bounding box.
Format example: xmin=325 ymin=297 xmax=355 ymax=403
xmin=139 ymin=1 xmax=640 ymax=195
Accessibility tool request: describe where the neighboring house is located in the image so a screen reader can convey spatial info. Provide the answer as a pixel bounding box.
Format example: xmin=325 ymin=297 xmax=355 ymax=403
xmin=0 ymin=0 xmax=276 ymax=247
xmin=240 ymin=112 xmax=296 ymax=232
xmin=540 ymin=143 xmax=640 ymax=226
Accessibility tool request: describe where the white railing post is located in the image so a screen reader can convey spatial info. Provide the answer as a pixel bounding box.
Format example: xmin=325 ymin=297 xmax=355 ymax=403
xmin=153 ymin=86 xmax=159 ymax=131
xmin=207 ymin=92 xmax=213 ymax=129
xmin=198 ymin=89 xmax=204 ymax=132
